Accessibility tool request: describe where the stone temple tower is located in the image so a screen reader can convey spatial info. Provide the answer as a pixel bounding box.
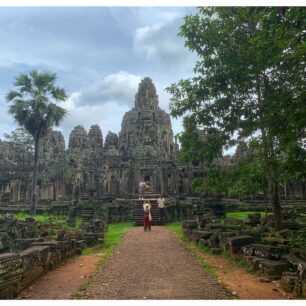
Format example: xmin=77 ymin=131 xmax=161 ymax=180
xmin=118 ymin=77 xmax=178 ymax=194
xmin=119 ymin=77 xmax=175 ymax=159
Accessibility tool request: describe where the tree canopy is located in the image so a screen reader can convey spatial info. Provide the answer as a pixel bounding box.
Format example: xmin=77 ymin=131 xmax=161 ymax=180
xmin=6 ymin=70 xmax=68 ymax=214
xmin=167 ymin=7 xmax=306 ymax=229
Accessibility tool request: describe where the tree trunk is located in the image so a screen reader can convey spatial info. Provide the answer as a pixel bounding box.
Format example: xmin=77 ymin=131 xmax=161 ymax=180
xmin=261 ymin=128 xmax=283 ymax=230
xmin=30 ymin=138 xmax=39 ymax=215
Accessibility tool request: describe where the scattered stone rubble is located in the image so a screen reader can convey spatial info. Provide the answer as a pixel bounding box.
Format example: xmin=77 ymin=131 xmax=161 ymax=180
xmin=183 ymin=209 xmax=306 ymax=298
xmin=0 ymin=213 xmax=107 ymax=299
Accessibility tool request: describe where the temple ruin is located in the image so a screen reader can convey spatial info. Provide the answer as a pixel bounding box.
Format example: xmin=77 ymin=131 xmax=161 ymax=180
xmin=0 ymin=77 xmax=197 ymax=203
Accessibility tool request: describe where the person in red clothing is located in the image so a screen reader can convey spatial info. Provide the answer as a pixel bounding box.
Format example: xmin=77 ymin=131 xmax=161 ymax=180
xmin=143 ymin=200 xmax=152 ymax=231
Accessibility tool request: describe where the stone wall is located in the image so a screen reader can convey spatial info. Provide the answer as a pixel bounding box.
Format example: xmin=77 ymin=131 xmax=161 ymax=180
xmin=0 ymin=215 xmax=107 ymax=299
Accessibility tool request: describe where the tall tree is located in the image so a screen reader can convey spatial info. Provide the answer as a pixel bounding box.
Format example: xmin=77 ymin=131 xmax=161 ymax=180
xmin=6 ymin=70 xmax=68 ymax=214
xmin=167 ymin=7 xmax=306 ymax=230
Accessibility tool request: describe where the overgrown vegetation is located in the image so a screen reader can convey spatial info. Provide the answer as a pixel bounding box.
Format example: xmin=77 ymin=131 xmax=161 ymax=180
xmin=225 ymin=211 xmax=272 ymax=219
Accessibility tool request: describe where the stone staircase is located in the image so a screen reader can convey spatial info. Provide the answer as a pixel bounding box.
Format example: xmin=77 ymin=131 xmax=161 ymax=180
xmin=133 ymin=193 xmax=166 ymax=226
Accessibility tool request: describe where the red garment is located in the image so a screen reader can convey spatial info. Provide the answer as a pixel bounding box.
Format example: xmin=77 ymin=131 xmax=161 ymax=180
xmin=144 ymin=213 xmax=151 ymax=230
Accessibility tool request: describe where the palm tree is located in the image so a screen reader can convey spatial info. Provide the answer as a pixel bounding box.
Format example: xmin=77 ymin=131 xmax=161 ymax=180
xmin=6 ymin=70 xmax=68 ymax=214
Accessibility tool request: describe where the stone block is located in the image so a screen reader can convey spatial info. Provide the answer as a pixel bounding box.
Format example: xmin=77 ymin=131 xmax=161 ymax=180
xmin=182 ymin=220 xmax=198 ymax=229
xmin=291 ymin=248 xmax=306 ymax=262
xmin=281 ymin=271 xmax=297 ymax=293
xmin=256 ymin=259 xmax=291 ymax=279
xmin=211 ymin=247 xmax=222 ymax=255
xmin=242 ymin=244 xmax=286 ymax=260
xmin=261 ymin=236 xmax=287 ymax=245
xmin=218 ymin=231 xmax=237 ymax=247
xmin=198 ymin=238 xmax=209 ymax=247
xmin=0 ymin=253 xmax=23 ymax=299
xmin=205 ymin=223 xmax=224 ymax=231
xmin=224 ymin=217 xmax=242 ymax=226
xmin=241 ymin=255 xmax=255 ymax=266
xmin=192 ymin=230 xmax=213 ymax=243
xmin=226 ymin=235 xmax=255 ymax=254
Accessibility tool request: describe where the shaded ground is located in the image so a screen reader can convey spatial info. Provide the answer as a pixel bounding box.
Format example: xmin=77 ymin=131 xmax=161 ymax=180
xmin=82 ymin=226 xmax=229 ymax=299
xmin=17 ymin=254 xmax=100 ymax=299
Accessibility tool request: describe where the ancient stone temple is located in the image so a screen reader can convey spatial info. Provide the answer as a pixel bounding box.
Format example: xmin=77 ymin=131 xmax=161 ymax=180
xmin=0 ymin=77 xmax=186 ymax=202
xmin=117 ymin=77 xmax=179 ymax=194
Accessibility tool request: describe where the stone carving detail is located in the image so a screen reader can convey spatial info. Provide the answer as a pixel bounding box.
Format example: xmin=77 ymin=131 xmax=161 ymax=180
xmin=119 ymin=77 xmax=176 ymax=159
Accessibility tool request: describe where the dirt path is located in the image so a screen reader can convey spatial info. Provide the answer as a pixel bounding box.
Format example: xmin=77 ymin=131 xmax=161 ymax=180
xmin=190 ymin=245 xmax=293 ymax=299
xmin=82 ymin=226 xmax=229 ymax=299
xmin=17 ymin=254 xmax=100 ymax=299
xmin=17 ymin=225 xmax=292 ymax=300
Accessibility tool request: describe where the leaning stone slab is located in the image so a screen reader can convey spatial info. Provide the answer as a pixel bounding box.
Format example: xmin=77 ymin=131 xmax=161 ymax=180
xmin=226 ymin=235 xmax=255 ymax=254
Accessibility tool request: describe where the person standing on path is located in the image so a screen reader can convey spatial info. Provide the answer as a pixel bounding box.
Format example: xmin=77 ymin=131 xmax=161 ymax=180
xmin=143 ymin=200 xmax=152 ymax=231
xmin=157 ymin=194 xmax=166 ymax=220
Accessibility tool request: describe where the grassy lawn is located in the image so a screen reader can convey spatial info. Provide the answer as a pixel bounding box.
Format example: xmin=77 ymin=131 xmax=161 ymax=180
xmin=225 ymin=211 xmax=272 ymax=219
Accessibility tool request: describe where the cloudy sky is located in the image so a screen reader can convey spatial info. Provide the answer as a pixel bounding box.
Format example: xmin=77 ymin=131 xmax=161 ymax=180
xmin=0 ymin=6 xmax=198 ymax=145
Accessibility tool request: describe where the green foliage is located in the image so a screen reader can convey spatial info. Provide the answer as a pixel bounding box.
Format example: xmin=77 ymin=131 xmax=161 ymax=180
xmin=225 ymin=211 xmax=271 ymax=219
xmin=167 ymin=7 xmax=306 ymax=229
xmin=6 ymin=70 xmax=68 ymax=214
xmin=4 ymin=127 xmax=34 ymax=155
xmin=6 ymin=70 xmax=68 ymax=141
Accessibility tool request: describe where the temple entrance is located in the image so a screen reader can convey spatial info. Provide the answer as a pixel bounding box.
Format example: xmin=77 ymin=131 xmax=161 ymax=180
xmin=141 ymin=171 xmax=154 ymax=193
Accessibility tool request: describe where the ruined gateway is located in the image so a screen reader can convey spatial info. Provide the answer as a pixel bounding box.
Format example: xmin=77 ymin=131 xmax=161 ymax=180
xmin=0 ymin=77 xmax=196 ymax=202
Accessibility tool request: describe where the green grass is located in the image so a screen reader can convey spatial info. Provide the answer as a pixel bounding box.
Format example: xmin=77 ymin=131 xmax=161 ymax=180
xmin=166 ymin=221 xmax=187 ymax=241
xmin=225 ymin=211 xmax=272 ymax=219
xmin=81 ymin=222 xmax=133 ymax=256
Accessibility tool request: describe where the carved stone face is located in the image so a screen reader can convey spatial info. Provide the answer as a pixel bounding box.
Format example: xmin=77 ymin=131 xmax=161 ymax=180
xmin=142 ymin=119 xmax=156 ymax=145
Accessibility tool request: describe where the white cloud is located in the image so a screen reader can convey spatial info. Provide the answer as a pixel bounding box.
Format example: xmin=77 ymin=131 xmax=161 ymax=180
xmin=133 ymin=15 xmax=197 ymax=71
xmin=74 ymin=71 xmax=141 ymax=107
xmin=57 ymin=91 xmax=131 ymax=145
